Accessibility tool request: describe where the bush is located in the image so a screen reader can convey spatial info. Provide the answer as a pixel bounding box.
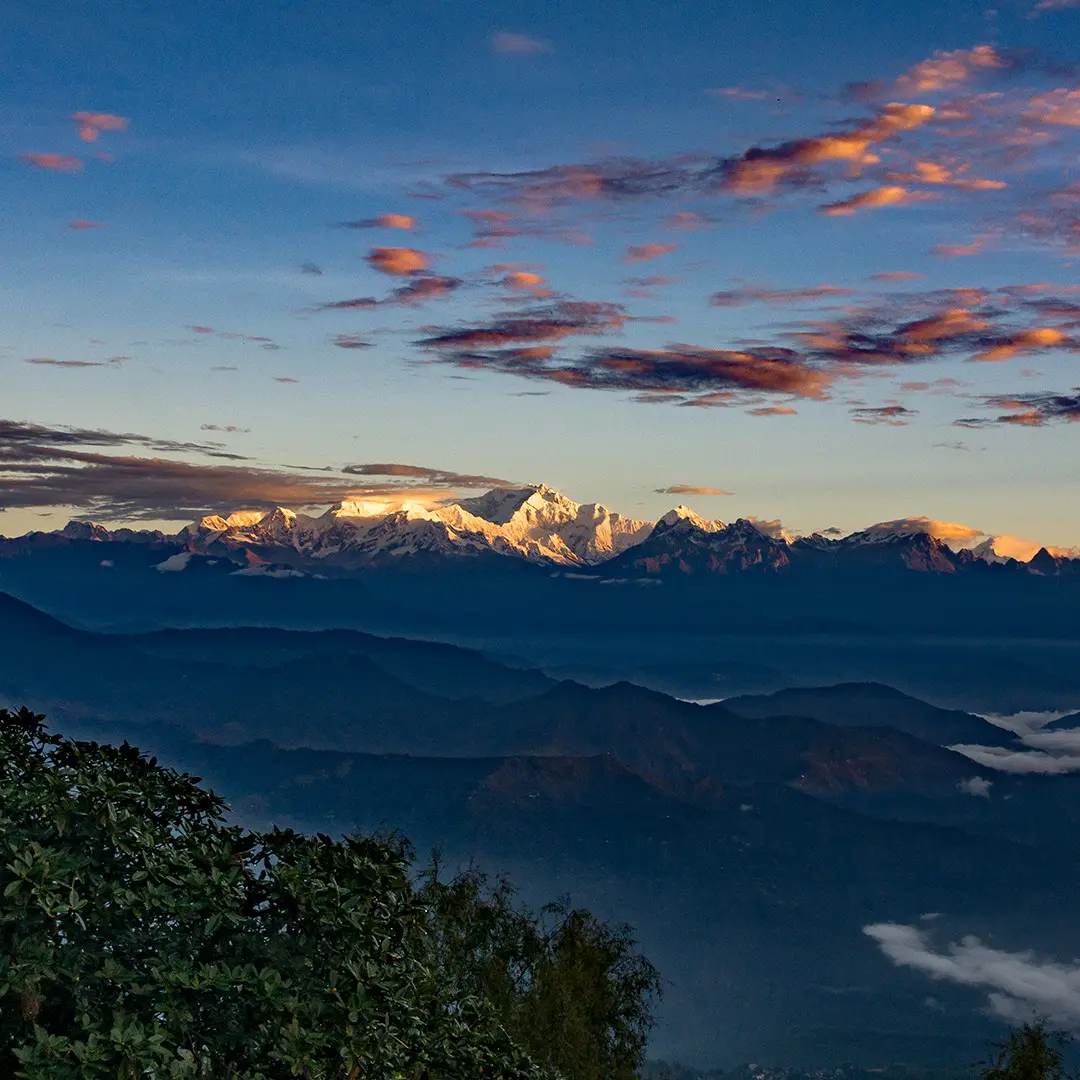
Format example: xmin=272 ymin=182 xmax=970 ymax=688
xmin=0 ymin=707 xmax=660 ymax=1079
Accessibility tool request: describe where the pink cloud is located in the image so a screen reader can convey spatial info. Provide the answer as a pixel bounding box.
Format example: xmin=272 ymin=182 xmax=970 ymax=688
xmin=869 ymin=271 xmax=926 ymax=281
xmin=17 ymin=152 xmax=82 ymax=172
xmin=623 ymin=243 xmax=678 ymax=263
xmin=490 ymin=31 xmax=552 ymax=54
xmin=68 ymin=219 xmax=104 ymax=230
xmin=820 ymin=185 xmax=936 ymax=216
xmin=71 ymin=111 xmax=128 ymax=143
xmin=1025 ymin=89 xmax=1080 ymax=127
xmin=365 ymin=247 xmax=430 ymax=276
xmin=891 ymin=45 xmax=1010 ymax=94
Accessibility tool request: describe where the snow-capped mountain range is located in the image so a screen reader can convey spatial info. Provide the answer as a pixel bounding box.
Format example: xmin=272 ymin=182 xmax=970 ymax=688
xmin=17 ymin=484 xmax=1080 ymax=575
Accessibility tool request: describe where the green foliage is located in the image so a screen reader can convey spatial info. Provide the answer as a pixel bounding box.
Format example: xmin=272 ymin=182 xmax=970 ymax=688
xmin=0 ymin=707 xmax=561 ymax=1078
xmin=0 ymin=707 xmax=662 ymax=1079
xmin=417 ymin=856 xmax=662 ymax=1080
xmin=979 ymin=1020 xmax=1075 ymax=1080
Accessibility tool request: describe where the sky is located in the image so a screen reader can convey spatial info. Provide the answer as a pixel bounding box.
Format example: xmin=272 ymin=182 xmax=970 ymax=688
xmin=2 ymin=0 xmax=1080 ymax=548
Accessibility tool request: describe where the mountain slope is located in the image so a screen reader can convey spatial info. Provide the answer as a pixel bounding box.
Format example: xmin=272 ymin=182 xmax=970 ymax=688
xmin=723 ymin=683 xmax=1017 ymax=749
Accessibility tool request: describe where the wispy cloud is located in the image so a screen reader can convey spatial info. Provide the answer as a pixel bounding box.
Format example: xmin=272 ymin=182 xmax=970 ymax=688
xmin=490 ymin=31 xmax=553 ymax=55
xmin=622 ymin=243 xmax=678 ymax=263
xmin=820 ymin=185 xmax=936 ymax=216
xmin=17 ymin=152 xmax=82 ymax=173
xmin=338 ymin=213 xmax=417 ymax=230
xmin=71 ymin=111 xmax=128 ymax=143
xmin=68 ymin=219 xmax=104 ymax=230
xmin=654 ymin=485 xmax=734 ymax=496
xmin=710 ymin=285 xmax=857 ymax=307
xmin=865 ymin=922 xmax=1080 ymax=1028
xmin=956 ymin=390 xmax=1080 ymax=427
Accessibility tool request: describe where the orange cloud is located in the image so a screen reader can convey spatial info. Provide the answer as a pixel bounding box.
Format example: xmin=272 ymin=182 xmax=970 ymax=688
xmin=899 ymin=308 xmax=991 ymax=342
xmin=973 ymin=327 xmax=1070 ymax=362
xmin=865 ymin=516 xmax=983 ymax=540
xmin=933 ymin=237 xmax=989 ymax=257
xmin=17 ymin=152 xmax=82 ymax=172
xmin=373 ymin=213 xmax=416 ymax=229
xmin=892 ymin=45 xmax=1009 ymax=94
xmin=821 ymin=185 xmax=936 ymax=216
xmin=71 ymin=111 xmax=128 ymax=142
xmin=365 ymin=247 xmax=430 ymax=276
xmin=623 ymin=243 xmax=677 ymax=263
xmin=68 ymin=219 xmax=104 ymax=229
xmin=491 ymin=31 xmax=552 ymax=54
xmin=665 ymin=211 xmax=711 ymax=230
xmin=1025 ymin=89 xmax=1080 ymax=127
xmin=889 ymin=160 xmax=1007 ymax=190
xmin=748 ymin=406 xmax=799 ymax=416
xmin=723 ymin=103 xmax=935 ymax=195
xmin=654 ymin=485 xmax=734 ymax=495
xmin=341 ymin=213 xmax=417 ymax=230
xmin=869 ymin=271 xmax=926 ymax=281
xmin=501 ymin=271 xmax=553 ymax=297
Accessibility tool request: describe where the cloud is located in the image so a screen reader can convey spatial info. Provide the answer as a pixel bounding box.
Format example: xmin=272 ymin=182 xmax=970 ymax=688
xmin=200 ymin=425 xmax=250 ymax=433
xmin=1032 ymin=0 xmax=1080 ymax=11
xmin=887 ymin=161 xmax=1007 ymax=191
xmin=870 ymin=271 xmax=926 ymax=282
xmin=1025 ymin=89 xmax=1080 ymax=127
xmin=71 ymin=111 xmax=128 ymax=142
xmin=865 ymin=922 xmax=1080 ymax=1028
xmin=862 ymin=517 xmax=983 ymax=541
xmin=365 ymin=247 xmax=430 ymax=276
xmin=446 ymin=102 xmax=935 ymax=205
xmin=654 ymin=485 xmax=734 ymax=496
xmin=820 ymin=185 xmax=936 ymax=216
xmin=665 ymin=211 xmax=712 ymax=230
xmin=893 ymin=45 xmax=1011 ymax=94
xmin=68 ymin=219 xmax=104 ymax=230
xmin=338 ymin=213 xmax=417 ymax=230
xmin=300 ymin=262 xmax=323 ymax=275
xmin=956 ymin=390 xmax=1080 ymax=427
xmin=17 ymin=152 xmax=82 ymax=173
xmin=972 ymin=327 xmax=1070 ymax=362
xmin=316 ymin=274 xmax=461 ymax=311
xmin=851 ymin=404 xmax=918 ymax=425
xmin=721 ymin=104 xmax=935 ymax=196
xmin=957 ymin=776 xmax=992 ymax=797
xmin=24 ymin=357 xmax=109 ymax=368
xmin=416 ymin=300 xmax=630 ymax=350
xmin=748 ymin=405 xmax=799 ymax=416
xmin=274 ymin=377 xmax=298 ymax=383
xmin=490 ymin=31 xmax=552 ymax=54
xmin=0 ymin=420 xmax=512 ymax=522
xmin=707 ymin=86 xmax=774 ymax=101
xmin=331 ymin=335 xmax=374 ymax=349
xmin=501 ymin=270 xmax=553 ymax=297
xmin=423 ymin=337 xmax=833 ymax=404
xmin=710 ymin=285 xmax=857 ymax=307
xmin=341 ymin=463 xmax=515 ymax=489
xmin=933 ymin=237 xmax=990 ymax=257
xmin=623 ymin=243 xmax=678 ymax=263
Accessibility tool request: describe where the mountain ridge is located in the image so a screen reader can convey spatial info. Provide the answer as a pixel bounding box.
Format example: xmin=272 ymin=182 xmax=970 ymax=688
xmin=6 ymin=483 xmax=1079 ymax=577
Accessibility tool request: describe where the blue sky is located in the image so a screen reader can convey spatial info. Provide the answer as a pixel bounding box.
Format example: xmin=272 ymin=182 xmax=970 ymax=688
xmin=2 ymin=0 xmax=1080 ymax=549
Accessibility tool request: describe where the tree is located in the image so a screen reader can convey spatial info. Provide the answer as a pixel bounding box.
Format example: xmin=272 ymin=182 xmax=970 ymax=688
xmin=417 ymin=858 xmax=663 ymax=1080
xmin=0 ymin=707 xmax=557 ymax=1079
xmin=979 ymin=1019 xmax=1075 ymax=1080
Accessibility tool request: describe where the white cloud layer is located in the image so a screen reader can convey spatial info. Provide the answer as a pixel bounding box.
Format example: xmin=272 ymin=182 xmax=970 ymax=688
xmin=865 ymin=923 xmax=1080 ymax=1028
xmin=951 ymin=710 xmax=1080 ymax=774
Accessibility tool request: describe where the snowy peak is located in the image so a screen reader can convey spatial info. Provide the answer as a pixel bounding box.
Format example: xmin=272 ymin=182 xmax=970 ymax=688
xmin=656 ymin=505 xmax=726 ymax=533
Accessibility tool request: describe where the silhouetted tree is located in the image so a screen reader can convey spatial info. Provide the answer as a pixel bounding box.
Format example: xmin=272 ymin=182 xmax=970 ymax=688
xmin=418 ymin=857 xmax=663 ymax=1080
xmin=979 ymin=1019 xmax=1074 ymax=1080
